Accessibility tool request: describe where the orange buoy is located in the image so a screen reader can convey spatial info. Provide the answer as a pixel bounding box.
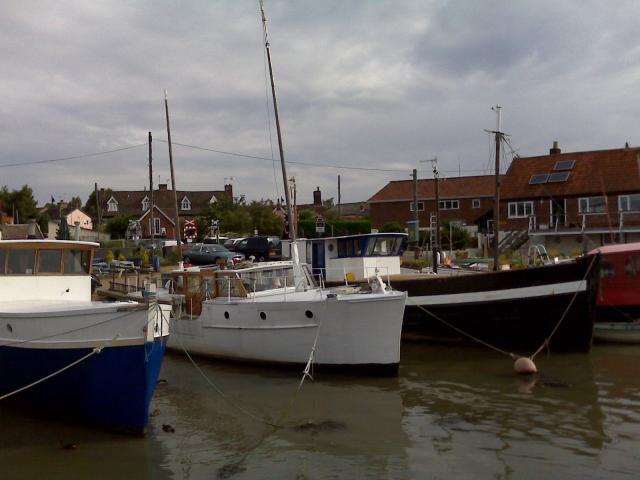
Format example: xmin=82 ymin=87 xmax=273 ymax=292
xmin=514 ymin=357 xmax=538 ymax=374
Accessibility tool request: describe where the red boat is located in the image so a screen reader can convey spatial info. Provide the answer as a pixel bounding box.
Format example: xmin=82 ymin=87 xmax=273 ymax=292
xmin=589 ymin=242 xmax=640 ymax=324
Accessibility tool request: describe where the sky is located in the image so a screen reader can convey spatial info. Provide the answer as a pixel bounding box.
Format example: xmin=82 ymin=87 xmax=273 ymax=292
xmin=1 ymin=0 xmax=639 ymax=207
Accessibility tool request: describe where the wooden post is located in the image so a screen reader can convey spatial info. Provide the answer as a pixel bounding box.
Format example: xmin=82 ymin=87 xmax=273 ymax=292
xmin=164 ymin=91 xmax=183 ymax=258
xmin=148 ymin=132 xmax=154 ymax=242
xmin=493 ymin=105 xmax=502 ymax=272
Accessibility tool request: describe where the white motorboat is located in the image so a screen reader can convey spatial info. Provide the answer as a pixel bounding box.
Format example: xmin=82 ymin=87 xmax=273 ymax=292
xmin=167 ymin=261 xmax=406 ymax=374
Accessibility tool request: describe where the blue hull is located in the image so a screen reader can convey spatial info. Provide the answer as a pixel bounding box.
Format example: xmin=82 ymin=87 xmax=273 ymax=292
xmin=0 ymin=338 xmax=167 ymax=433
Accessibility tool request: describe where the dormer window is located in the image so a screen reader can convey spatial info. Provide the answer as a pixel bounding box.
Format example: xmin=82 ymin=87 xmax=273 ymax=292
xmin=107 ymin=197 xmax=118 ymax=213
xmin=141 ymin=196 xmax=150 ymax=211
xmin=209 ymin=195 xmax=217 ymax=204
xmin=180 ymin=196 xmax=191 ymax=211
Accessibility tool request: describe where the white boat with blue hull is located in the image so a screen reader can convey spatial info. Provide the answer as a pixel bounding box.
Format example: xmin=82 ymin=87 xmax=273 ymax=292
xmin=0 ymin=240 xmax=170 ymax=433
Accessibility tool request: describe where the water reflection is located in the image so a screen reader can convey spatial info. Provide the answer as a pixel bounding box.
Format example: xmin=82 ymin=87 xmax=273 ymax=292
xmin=1 ymin=344 xmax=639 ymax=479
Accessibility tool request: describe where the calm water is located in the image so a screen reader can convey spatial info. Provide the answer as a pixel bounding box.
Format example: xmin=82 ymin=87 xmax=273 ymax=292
xmin=2 ymin=343 xmax=639 ymax=479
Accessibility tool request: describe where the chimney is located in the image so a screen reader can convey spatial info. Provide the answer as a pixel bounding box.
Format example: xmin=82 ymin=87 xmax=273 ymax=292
xmin=27 ymin=219 xmax=37 ymax=239
xmin=313 ymin=187 xmax=322 ymax=207
xmin=158 ymin=183 xmax=168 ymax=191
xmin=224 ymin=184 xmax=233 ymax=199
xmin=625 ymin=142 xmax=630 ymax=149
xmin=550 ymin=141 xmax=561 ymax=155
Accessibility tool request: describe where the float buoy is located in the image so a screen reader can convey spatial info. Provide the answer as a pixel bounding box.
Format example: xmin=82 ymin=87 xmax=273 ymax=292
xmin=514 ymin=357 xmax=538 ymax=374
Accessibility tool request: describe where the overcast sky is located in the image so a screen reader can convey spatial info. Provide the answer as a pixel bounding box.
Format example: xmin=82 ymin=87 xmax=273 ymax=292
xmin=1 ymin=0 xmax=639 ymax=207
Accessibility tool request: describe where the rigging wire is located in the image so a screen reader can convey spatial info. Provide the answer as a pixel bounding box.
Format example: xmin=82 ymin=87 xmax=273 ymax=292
xmin=0 ymin=144 xmax=146 ymax=169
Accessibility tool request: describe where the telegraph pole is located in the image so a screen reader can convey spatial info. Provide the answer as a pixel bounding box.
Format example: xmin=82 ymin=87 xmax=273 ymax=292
xmin=412 ymin=169 xmax=418 ymax=243
xmin=492 ymin=105 xmax=502 ymax=272
xmin=433 ymin=159 xmax=440 ymax=273
xmin=148 ymin=131 xmax=154 ymax=242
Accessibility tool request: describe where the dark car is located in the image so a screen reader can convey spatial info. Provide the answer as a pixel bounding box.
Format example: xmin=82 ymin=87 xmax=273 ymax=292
xmin=231 ymin=236 xmax=281 ymax=262
xmin=183 ymin=243 xmax=244 ymax=265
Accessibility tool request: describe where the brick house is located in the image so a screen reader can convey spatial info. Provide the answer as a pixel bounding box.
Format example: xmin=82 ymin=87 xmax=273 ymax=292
xmin=99 ymin=183 xmax=232 ymax=239
xmin=368 ymin=175 xmax=498 ymax=236
xmin=500 ymin=143 xmax=640 ymax=254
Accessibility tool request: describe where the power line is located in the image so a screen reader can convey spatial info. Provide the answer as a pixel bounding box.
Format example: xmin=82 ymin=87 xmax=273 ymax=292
xmin=0 ymin=144 xmax=147 ymax=169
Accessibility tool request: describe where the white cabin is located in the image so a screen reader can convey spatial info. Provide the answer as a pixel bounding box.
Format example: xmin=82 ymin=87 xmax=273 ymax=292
xmin=282 ymin=233 xmax=407 ymax=283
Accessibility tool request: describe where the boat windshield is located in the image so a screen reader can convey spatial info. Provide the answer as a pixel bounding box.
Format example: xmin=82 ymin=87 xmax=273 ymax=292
xmin=0 ymin=245 xmax=91 ymax=275
xmin=365 ymin=236 xmax=403 ymax=257
xmin=239 ymin=266 xmax=294 ymax=293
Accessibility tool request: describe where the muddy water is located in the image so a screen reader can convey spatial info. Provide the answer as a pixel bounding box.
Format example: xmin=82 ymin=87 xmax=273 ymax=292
xmin=2 ymin=343 xmax=639 ymax=479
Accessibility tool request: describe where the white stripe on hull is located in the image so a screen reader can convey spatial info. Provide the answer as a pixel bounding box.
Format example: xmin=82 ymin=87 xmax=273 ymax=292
xmin=410 ymin=280 xmax=586 ymax=306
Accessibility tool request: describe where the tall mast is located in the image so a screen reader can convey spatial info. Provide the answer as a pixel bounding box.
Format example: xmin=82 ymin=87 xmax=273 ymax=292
xmin=492 ymin=105 xmax=502 ymax=272
xmin=148 ymin=131 xmax=154 ymax=242
xmin=164 ymin=90 xmax=183 ymax=258
xmin=260 ymin=0 xmax=296 ymax=242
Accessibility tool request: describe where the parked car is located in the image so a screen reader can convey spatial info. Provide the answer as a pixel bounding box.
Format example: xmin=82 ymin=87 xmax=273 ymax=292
xmin=231 ymin=236 xmax=281 ymax=261
xmin=223 ymin=237 xmax=245 ymax=249
xmin=183 ymin=243 xmax=244 ymax=265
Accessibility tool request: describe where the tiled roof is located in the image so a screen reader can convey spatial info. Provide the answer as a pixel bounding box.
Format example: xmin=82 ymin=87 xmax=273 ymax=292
xmin=501 ymin=147 xmax=640 ymax=200
xmin=368 ymin=175 xmax=498 ymax=202
xmin=102 ymin=189 xmax=227 ymax=217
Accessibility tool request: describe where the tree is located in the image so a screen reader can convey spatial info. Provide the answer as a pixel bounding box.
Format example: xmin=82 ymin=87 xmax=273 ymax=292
xmin=199 ymin=195 xmax=252 ymax=236
xmin=56 ymin=217 xmax=70 ymax=240
xmin=106 ymin=216 xmax=132 ymax=239
xmin=0 ymin=185 xmax=39 ymax=223
xmin=298 ymin=209 xmax=316 ymax=222
xmin=246 ymin=200 xmax=284 ymax=236
xmin=379 ymin=222 xmax=405 ymax=233
xmin=67 ymin=196 xmax=82 ymax=211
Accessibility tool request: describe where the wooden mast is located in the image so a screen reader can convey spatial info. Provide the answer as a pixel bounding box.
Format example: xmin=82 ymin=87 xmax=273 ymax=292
xmin=260 ymin=0 xmax=296 ymax=242
xmin=164 ymin=90 xmax=183 ymax=258
xmin=148 ymin=131 xmax=154 ymax=242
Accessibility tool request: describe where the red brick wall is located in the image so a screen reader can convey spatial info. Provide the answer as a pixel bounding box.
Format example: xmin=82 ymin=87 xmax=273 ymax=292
xmin=371 ymin=197 xmax=494 ymax=229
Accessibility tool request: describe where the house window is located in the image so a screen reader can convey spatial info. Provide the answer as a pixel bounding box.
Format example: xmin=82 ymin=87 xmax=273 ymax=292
xmin=508 ymin=201 xmax=533 ymax=218
xmin=142 ymin=197 xmax=150 ymax=211
xmin=579 ymin=196 xmax=606 ymax=214
xmin=472 ymin=199 xmax=481 ymax=209
xmin=181 ymin=197 xmax=191 ymax=211
xmin=439 ymin=200 xmax=460 ymax=210
xmin=619 ymin=194 xmax=640 ymax=211
xmin=153 ymin=218 xmax=161 ymax=236
xmin=107 ymin=199 xmax=118 ymax=212
xmin=409 ymin=201 xmax=425 ymax=212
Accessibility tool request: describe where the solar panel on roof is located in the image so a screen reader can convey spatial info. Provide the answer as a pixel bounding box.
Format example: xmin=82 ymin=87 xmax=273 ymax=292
xmin=529 ymin=174 xmax=549 ymax=185
xmin=553 ymin=160 xmax=575 ymax=171
xmin=548 ymin=171 xmax=571 ymax=182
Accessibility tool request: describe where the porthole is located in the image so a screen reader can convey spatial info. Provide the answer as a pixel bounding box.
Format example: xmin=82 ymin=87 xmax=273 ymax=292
xmin=305 ymin=310 xmax=313 ymax=318
xmin=224 ymin=311 xmax=230 ymax=319
xmin=6 ymin=323 xmax=13 ymax=333
xmin=260 ymin=312 xmax=267 ymax=320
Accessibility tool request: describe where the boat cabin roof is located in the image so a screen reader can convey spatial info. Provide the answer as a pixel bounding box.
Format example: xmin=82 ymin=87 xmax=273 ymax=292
xmin=588 ymin=242 xmax=640 ymax=255
xmin=0 ymin=240 xmax=98 ymax=249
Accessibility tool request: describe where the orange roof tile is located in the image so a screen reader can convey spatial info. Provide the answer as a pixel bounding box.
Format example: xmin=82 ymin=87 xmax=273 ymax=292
xmin=368 ymin=175 xmax=498 ymax=202
xmin=501 ymin=147 xmax=640 ymax=200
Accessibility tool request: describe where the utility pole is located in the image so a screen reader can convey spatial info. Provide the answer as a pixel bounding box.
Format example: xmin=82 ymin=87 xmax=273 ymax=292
xmin=164 ymin=90 xmax=183 ymax=259
xmin=432 ymin=159 xmax=440 ymax=273
xmin=94 ymin=182 xmax=101 ymax=234
xmin=148 ymin=131 xmax=154 ymax=242
xmin=492 ymin=105 xmax=502 ymax=272
xmin=412 ymin=168 xmax=418 ymax=243
xmin=337 ymin=174 xmax=341 ymax=218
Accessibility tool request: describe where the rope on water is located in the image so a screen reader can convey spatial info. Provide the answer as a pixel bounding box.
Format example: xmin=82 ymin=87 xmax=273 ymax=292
xmin=530 ymin=253 xmax=599 ymax=360
xmin=0 ymin=335 xmax=119 ymax=401
xmin=176 ymin=304 xmax=324 ymax=430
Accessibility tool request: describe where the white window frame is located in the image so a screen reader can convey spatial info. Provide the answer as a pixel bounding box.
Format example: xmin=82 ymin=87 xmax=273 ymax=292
xmin=141 ymin=196 xmax=150 ymax=211
xmin=107 ymin=199 xmax=118 ymax=212
xmin=579 ymin=196 xmax=606 ymax=214
xmin=439 ymin=200 xmax=460 ymax=210
xmin=619 ymin=194 xmax=640 ymax=212
xmin=181 ymin=197 xmax=191 ymax=211
xmin=472 ymin=199 xmax=481 ymax=209
xmin=153 ymin=218 xmax=161 ymax=235
xmin=409 ymin=201 xmax=425 ymax=212
xmin=508 ymin=201 xmax=533 ymax=218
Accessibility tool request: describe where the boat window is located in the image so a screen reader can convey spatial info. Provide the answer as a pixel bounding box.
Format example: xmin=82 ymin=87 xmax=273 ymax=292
xmin=366 ymin=236 xmax=402 ymax=256
xmin=38 ymin=249 xmax=63 ymax=274
xmin=64 ymin=249 xmax=90 ymax=274
xmin=0 ymin=249 xmax=6 ymax=274
xmin=353 ymin=238 xmax=363 ymax=256
xmin=337 ymin=238 xmax=365 ymax=258
xmin=6 ymin=249 xmax=36 ymax=275
xmin=239 ymin=267 xmax=294 ymax=292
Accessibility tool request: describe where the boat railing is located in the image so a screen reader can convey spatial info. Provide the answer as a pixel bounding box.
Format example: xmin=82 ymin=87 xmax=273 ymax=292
xmin=311 ymin=266 xmax=391 ymax=287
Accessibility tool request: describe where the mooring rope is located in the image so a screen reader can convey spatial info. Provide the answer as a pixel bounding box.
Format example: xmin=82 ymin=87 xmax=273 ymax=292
xmin=406 ymin=253 xmax=599 ymax=362
xmin=0 ymin=334 xmax=120 ymax=401
xmin=530 ymin=253 xmax=599 ymax=360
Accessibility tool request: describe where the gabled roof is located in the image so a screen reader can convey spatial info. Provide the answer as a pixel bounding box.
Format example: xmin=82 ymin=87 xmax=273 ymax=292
xmin=102 ymin=189 xmax=227 ymax=216
xmin=501 ymin=147 xmax=640 ymax=200
xmin=0 ymin=223 xmax=44 ymax=240
xmin=368 ymin=175 xmax=498 ymax=203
